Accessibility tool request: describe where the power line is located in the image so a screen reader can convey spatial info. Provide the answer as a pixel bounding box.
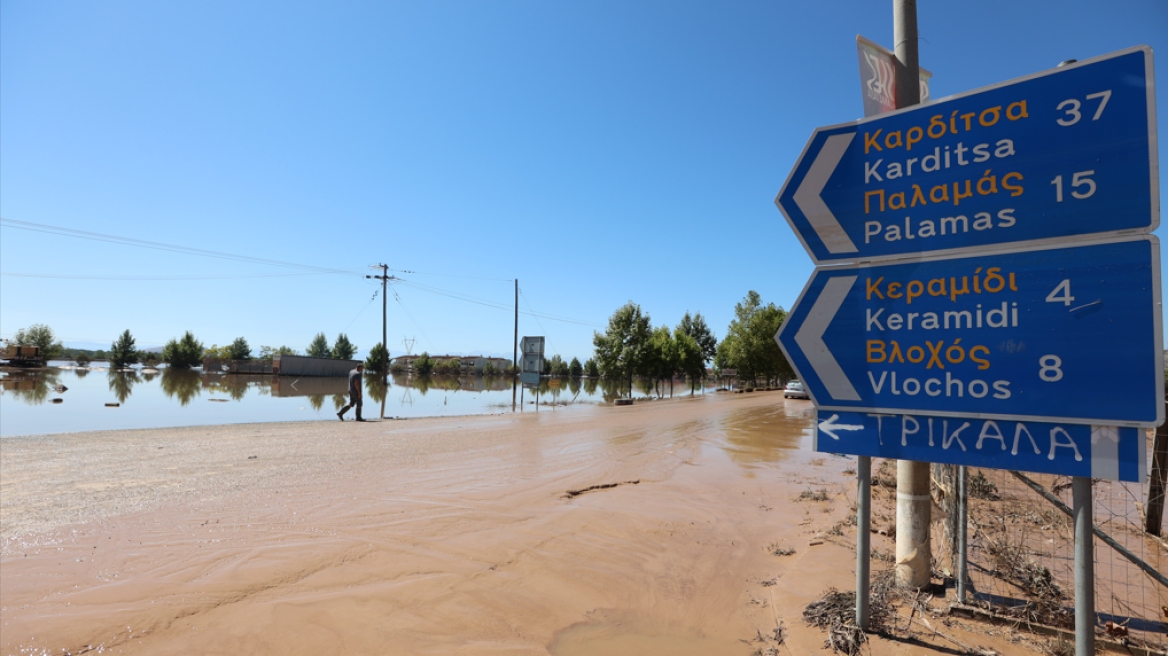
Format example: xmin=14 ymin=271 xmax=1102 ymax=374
xmin=0 ymin=218 xmax=363 ymax=275
xmin=382 ymin=268 xmax=514 ymax=282
xmin=1 ymin=272 xmax=330 ymax=281
xmin=519 ymin=287 xmax=559 ymax=356
xmin=396 ymin=279 xmax=602 ymax=328
xmin=388 ymin=286 xmax=436 ymax=352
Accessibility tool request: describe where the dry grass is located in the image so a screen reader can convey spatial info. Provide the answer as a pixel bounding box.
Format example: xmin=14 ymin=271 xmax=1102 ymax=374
xmin=768 ymin=542 xmax=796 ymax=557
xmin=802 ymin=570 xmax=904 ymax=655
xmin=967 ymin=471 xmax=1000 ymax=500
xmin=978 ymin=526 xmax=1072 ymax=629
xmin=799 ymin=488 xmax=830 ymax=502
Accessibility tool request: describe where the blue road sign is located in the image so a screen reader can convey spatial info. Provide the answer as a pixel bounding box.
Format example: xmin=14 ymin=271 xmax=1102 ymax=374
xmin=815 ymin=410 xmax=1147 ymax=483
xmin=776 ymin=46 xmax=1158 ymax=264
xmin=775 ymin=237 xmax=1163 ymax=427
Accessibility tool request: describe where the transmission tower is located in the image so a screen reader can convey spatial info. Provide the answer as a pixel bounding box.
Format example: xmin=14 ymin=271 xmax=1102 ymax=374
xmin=401 ymin=336 xmax=416 ymax=355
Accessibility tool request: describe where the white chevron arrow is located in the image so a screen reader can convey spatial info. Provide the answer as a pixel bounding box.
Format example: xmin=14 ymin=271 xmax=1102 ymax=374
xmin=792 ymin=275 xmax=861 ymax=401
xmin=818 ymin=414 xmax=864 ymax=441
xmin=793 ymin=133 xmax=858 ymax=254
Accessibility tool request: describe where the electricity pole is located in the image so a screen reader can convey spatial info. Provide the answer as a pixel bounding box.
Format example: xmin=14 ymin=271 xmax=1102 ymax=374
xmin=892 ymin=0 xmax=932 ymax=590
xmin=366 ymin=264 xmax=396 ymax=418
xmin=513 ymin=279 xmax=518 ymax=412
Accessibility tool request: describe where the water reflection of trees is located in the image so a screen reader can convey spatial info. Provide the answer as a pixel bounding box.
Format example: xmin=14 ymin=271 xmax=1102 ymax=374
xmin=363 ymin=374 xmax=389 ymax=405
xmin=161 ymin=368 xmax=202 ymax=406
xmin=73 ymin=367 xmax=90 ymax=379
xmin=308 ymin=395 xmax=325 ymax=411
xmin=108 ymin=371 xmax=139 ymax=404
xmin=1 ymin=368 xmax=63 ymax=405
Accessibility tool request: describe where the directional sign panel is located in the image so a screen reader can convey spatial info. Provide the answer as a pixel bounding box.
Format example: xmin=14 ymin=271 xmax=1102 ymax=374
xmin=776 ymin=46 xmax=1158 ymax=264
xmin=814 ymin=410 xmax=1147 ymax=483
xmin=775 ymin=237 xmax=1163 ymax=426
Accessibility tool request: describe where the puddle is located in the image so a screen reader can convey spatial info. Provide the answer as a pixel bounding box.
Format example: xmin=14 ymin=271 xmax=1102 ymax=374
xmin=716 ymin=401 xmax=814 ymax=468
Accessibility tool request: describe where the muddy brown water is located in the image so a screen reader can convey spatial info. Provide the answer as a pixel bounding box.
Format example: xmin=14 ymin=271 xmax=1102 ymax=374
xmin=1 ymin=392 xmax=1028 ymax=655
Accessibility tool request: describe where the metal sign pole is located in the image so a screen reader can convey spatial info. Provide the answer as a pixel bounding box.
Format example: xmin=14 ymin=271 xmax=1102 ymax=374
xmin=1073 ymin=476 xmax=1095 ymax=655
xmin=856 ymin=455 xmax=872 ymax=629
xmin=957 ymin=465 xmax=969 ymax=604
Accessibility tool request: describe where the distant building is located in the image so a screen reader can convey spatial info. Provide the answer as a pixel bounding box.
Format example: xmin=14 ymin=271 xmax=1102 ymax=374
xmin=389 ymin=354 xmax=512 ymax=374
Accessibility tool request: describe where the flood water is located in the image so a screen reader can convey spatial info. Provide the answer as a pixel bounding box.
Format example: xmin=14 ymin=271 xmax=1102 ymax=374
xmin=0 ymin=362 xmax=714 ymax=437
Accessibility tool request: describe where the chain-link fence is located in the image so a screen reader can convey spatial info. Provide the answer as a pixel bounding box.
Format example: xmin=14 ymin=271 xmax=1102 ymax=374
xmin=934 ymin=430 xmax=1168 ymax=652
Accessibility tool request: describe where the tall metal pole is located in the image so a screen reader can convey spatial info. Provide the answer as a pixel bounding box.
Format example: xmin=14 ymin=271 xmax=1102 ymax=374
xmin=892 ymin=0 xmax=931 ymax=590
xmin=1073 ymin=476 xmax=1095 ymax=655
xmin=381 ymin=263 xmax=388 ymax=419
xmin=513 ymin=279 xmax=518 ymax=412
xmin=856 ymin=455 xmax=872 ymax=629
xmin=957 ymin=465 xmax=969 ymax=603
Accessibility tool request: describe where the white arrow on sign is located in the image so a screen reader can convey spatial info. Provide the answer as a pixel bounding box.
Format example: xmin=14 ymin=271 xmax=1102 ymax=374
xmin=791 ymin=275 xmax=861 ymax=401
xmin=792 ymin=133 xmax=858 ymax=255
xmin=818 ymin=413 xmax=864 ymax=441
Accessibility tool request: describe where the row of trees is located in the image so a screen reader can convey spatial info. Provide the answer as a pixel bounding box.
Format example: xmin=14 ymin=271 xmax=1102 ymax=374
xmin=592 ymin=306 xmax=718 ymax=396
xmin=14 ymin=291 xmax=792 ymax=388
xmin=590 ymin=292 xmax=793 ymax=396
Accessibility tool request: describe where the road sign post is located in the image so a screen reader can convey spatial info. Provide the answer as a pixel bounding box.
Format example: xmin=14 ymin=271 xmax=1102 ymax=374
xmin=779 ymin=35 xmax=1160 ymax=642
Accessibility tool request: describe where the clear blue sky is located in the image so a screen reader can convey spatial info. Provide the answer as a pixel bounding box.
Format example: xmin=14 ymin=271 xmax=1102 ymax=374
xmin=3 ymin=0 xmax=1166 ymax=360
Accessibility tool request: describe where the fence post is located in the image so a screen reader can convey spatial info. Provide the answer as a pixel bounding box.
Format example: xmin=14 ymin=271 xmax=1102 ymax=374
xmin=856 ymin=456 xmax=872 ymax=629
xmin=1146 ymin=400 xmax=1168 ymax=536
xmin=1073 ymin=476 xmax=1095 ymax=655
xmin=957 ymin=465 xmax=968 ymax=604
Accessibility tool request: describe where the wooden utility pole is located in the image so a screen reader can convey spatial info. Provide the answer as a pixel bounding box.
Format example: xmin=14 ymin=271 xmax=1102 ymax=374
xmin=367 ymin=265 xmax=395 ymax=419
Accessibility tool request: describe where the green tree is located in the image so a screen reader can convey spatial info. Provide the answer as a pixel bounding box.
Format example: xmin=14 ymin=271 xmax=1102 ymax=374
xmin=568 ymin=357 xmax=583 ymax=377
xmin=162 ymin=331 xmax=205 ymax=369
xmin=541 ymin=356 xmax=552 ymax=375
xmin=674 ymin=329 xmax=705 ymax=395
xmin=110 ymin=330 xmax=140 ymax=368
xmin=306 ymin=332 xmax=331 ymax=358
xmin=226 ymin=337 xmax=252 ymax=361
xmin=365 ymin=342 xmax=389 ymax=374
xmin=548 ymin=354 xmax=570 ymax=377
xmin=11 ymin=324 xmax=63 ymax=360
xmin=332 ymin=333 xmax=357 ymax=360
xmin=584 ymin=358 xmax=600 ymax=377
xmin=592 ymin=301 xmax=651 ymax=397
xmin=715 ymin=291 xmax=794 ymax=386
xmin=203 ymin=344 xmax=232 ymax=359
xmin=75 ymin=351 xmax=92 ymax=367
xmin=258 ymin=345 xmax=298 ymax=361
xmin=413 ymin=352 xmax=434 ymax=375
xmin=482 ymin=360 xmax=499 ymax=376
xmin=678 ymin=311 xmax=718 ymax=364
xmin=647 ymin=325 xmax=678 ymax=396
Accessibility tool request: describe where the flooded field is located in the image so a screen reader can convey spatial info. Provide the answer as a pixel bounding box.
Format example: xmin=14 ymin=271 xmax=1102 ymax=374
xmin=0 ymin=362 xmax=713 ymax=437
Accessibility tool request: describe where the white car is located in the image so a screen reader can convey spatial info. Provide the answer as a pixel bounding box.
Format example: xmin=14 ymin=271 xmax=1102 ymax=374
xmin=784 ymin=380 xmax=809 ymax=399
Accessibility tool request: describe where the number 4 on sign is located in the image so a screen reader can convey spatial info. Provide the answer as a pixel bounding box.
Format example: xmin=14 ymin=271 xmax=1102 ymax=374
xmin=1046 ymin=279 xmax=1074 ymax=306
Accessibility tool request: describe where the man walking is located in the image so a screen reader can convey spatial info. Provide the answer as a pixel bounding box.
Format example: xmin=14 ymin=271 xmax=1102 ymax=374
xmin=338 ymin=363 xmax=365 ymax=422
